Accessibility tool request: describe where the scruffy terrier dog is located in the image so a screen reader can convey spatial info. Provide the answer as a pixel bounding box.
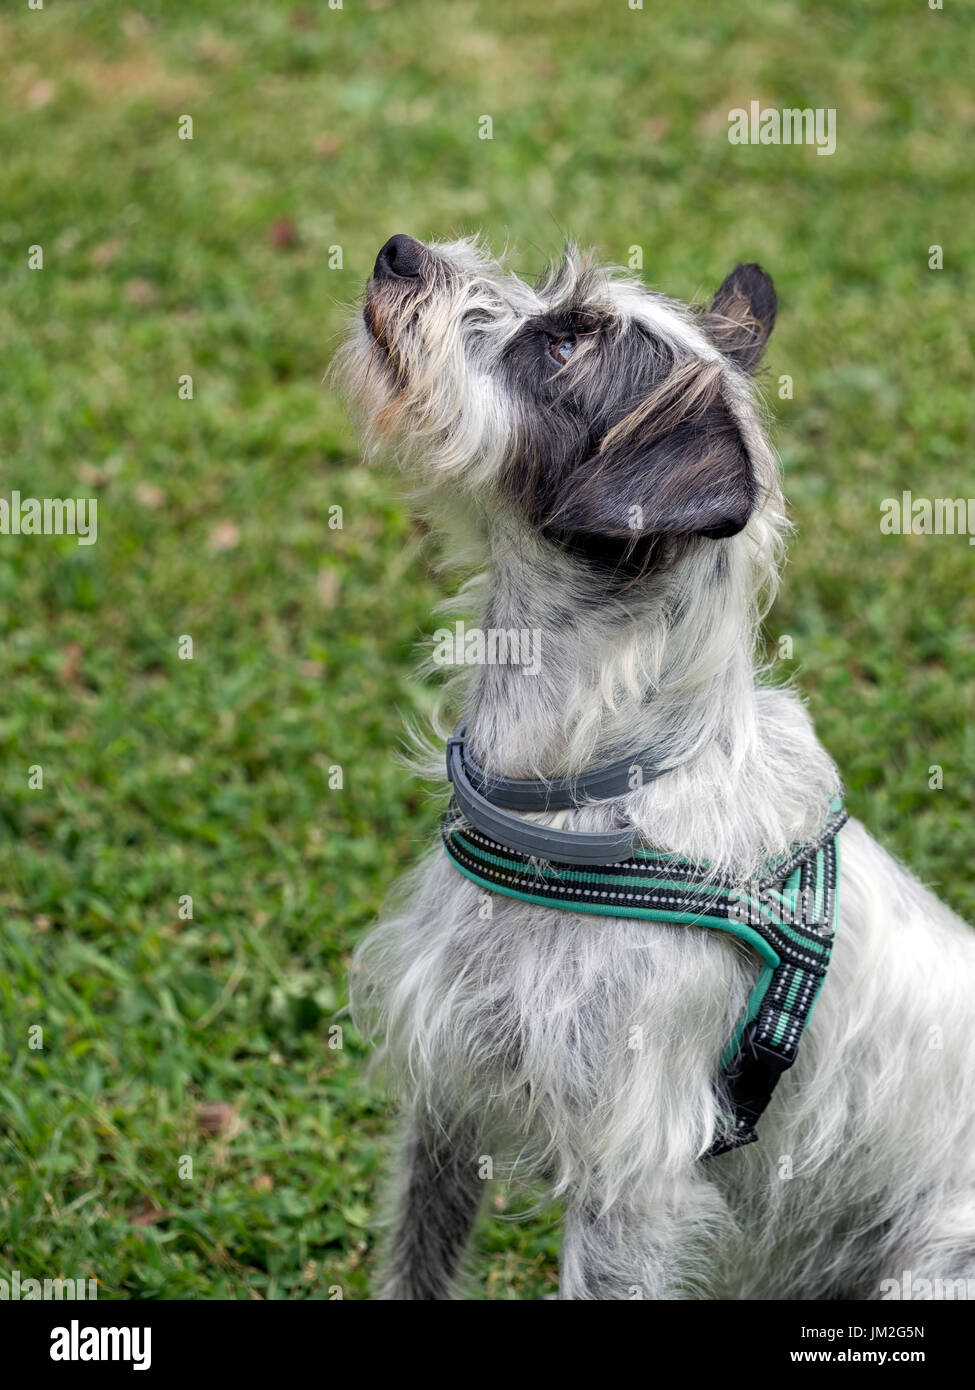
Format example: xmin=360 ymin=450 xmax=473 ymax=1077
xmin=339 ymin=234 xmax=975 ymax=1300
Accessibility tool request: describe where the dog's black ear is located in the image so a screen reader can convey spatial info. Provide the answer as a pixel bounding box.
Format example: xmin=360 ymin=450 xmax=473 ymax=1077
xmin=705 ymin=263 xmax=777 ymax=374
xmin=545 ymin=360 xmax=756 ymax=542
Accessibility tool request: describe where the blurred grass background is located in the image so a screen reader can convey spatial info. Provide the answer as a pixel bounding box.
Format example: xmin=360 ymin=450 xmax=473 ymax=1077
xmin=0 ymin=0 xmax=971 ymax=1299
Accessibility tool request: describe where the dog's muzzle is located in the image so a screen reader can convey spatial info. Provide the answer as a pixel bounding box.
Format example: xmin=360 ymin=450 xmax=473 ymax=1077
xmin=364 ymin=234 xmax=428 ymax=349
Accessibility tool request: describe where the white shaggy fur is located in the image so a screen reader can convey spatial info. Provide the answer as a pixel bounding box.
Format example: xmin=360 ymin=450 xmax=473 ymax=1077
xmin=340 ymin=238 xmax=975 ymax=1300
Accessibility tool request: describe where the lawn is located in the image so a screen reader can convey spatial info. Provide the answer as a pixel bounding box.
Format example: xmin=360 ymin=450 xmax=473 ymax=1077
xmin=0 ymin=0 xmax=971 ymax=1299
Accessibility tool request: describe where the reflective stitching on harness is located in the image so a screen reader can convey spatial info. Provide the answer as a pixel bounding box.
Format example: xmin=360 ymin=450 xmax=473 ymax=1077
xmin=441 ymin=798 xmax=847 ymax=1158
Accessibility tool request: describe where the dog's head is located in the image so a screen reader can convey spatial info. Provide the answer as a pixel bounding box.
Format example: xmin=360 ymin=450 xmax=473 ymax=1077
xmin=340 ymin=234 xmax=782 ymax=575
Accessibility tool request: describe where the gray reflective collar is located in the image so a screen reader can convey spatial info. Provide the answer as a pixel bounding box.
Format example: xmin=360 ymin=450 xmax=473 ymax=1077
xmin=445 ymin=722 xmax=670 ymax=866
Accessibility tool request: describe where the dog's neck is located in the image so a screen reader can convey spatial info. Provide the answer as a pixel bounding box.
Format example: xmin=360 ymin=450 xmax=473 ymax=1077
xmin=464 ymin=523 xmax=757 ymax=780
xmin=458 ymin=520 xmax=840 ymax=871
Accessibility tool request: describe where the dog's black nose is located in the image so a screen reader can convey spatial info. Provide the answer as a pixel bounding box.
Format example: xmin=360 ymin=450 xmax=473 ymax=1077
xmin=373 ymin=234 xmax=425 ymax=281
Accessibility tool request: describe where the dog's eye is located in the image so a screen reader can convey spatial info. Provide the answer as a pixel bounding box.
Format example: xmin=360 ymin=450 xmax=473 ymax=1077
xmin=548 ymin=336 xmax=575 ymax=365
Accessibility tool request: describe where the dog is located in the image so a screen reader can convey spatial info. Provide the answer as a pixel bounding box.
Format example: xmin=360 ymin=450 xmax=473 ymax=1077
xmin=338 ymin=234 xmax=975 ymax=1301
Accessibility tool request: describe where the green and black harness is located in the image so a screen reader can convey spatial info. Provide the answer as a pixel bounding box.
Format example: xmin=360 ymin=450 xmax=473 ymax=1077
xmin=442 ymin=725 xmax=847 ymax=1157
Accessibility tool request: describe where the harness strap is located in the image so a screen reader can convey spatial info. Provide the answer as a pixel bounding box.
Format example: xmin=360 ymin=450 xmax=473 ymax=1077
xmin=441 ymin=799 xmax=847 ymax=1158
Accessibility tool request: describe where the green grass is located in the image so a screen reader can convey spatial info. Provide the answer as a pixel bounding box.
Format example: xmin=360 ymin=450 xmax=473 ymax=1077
xmin=0 ymin=0 xmax=971 ymax=1299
